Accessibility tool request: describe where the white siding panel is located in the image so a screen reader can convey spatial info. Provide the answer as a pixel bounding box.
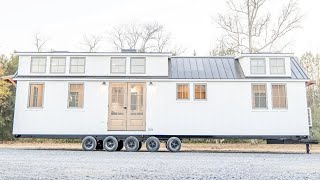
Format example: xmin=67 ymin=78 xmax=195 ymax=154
xmin=13 ymin=80 xmax=309 ymax=136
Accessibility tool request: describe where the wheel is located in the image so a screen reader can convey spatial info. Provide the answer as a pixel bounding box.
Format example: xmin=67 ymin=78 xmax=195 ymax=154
xmin=138 ymin=141 xmax=142 ymax=151
xmin=166 ymin=137 xmax=181 ymax=152
xmin=116 ymin=140 xmax=123 ymax=151
xmin=82 ymin=136 xmax=97 ymax=151
xmin=103 ymin=136 xmax=118 ymax=152
xmin=124 ymin=136 xmax=140 ymax=152
xmin=146 ymin=137 xmax=160 ymax=152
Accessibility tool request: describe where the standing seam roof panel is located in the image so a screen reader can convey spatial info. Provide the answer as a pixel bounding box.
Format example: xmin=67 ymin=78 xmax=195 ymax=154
xmin=222 ymin=58 xmax=235 ymax=79
xmin=196 ymin=58 xmax=206 ymax=79
xmin=190 ymin=58 xmax=200 ymax=79
xmin=291 ymin=58 xmax=308 ymax=79
xmin=215 ymin=58 xmax=228 ymax=79
xmin=170 ymin=58 xmax=178 ymax=78
xmin=209 ymin=58 xmax=220 ymax=78
xmin=202 ymin=58 xmax=214 ymax=78
xmin=183 ymin=58 xmax=192 ymax=79
xmin=169 ymin=57 xmax=307 ymax=79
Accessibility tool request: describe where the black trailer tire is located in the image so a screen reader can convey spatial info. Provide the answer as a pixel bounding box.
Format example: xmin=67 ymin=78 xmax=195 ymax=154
xmin=82 ymin=136 xmax=97 ymax=151
xmin=103 ymin=136 xmax=118 ymax=152
xmin=146 ymin=137 xmax=160 ymax=152
xmin=124 ymin=136 xmax=140 ymax=152
xmin=167 ymin=137 xmax=181 ymax=152
xmin=116 ymin=140 xmax=123 ymax=151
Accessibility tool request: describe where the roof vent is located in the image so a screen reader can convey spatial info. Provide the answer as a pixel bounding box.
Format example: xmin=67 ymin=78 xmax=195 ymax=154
xmin=121 ymin=49 xmax=137 ymax=53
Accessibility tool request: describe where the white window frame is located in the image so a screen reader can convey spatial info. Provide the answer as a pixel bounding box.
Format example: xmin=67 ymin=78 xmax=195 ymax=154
xmin=176 ymin=83 xmax=190 ymax=100
xmin=130 ymin=57 xmax=146 ymax=74
xmin=69 ymin=57 xmax=86 ymax=74
xmin=110 ymin=57 xmax=126 ymax=74
xmin=67 ymin=83 xmax=85 ymax=108
xmin=271 ymin=83 xmax=288 ymax=109
xmin=251 ymin=83 xmax=268 ymax=109
xmin=194 ymin=83 xmax=207 ymax=101
xmin=50 ymin=57 xmax=66 ymax=73
xmin=30 ymin=57 xmax=47 ymax=73
xmin=270 ymin=58 xmax=286 ymax=74
xmin=250 ymin=58 xmax=266 ymax=75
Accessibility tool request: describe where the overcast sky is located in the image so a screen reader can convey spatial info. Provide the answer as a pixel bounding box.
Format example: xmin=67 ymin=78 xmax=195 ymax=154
xmin=0 ymin=0 xmax=319 ymax=56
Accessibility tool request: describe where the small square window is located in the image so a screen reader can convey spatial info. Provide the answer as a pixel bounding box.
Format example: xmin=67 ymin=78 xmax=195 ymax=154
xmin=250 ymin=58 xmax=266 ymax=74
xmin=131 ymin=57 xmax=146 ymax=74
xmin=30 ymin=57 xmax=46 ymax=73
xmin=111 ymin=57 xmax=126 ymax=74
xmin=270 ymin=58 xmax=285 ymax=74
xmin=70 ymin=57 xmax=85 ymax=73
xmin=50 ymin=57 xmax=66 ymax=73
xmin=194 ymin=84 xmax=207 ymax=100
xmin=177 ymin=84 xmax=189 ymax=100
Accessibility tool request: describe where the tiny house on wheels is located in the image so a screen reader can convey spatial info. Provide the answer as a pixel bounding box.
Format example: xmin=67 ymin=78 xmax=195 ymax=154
xmin=9 ymin=51 xmax=316 ymax=152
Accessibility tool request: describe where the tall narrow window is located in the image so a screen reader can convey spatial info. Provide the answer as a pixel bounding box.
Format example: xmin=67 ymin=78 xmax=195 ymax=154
xmin=31 ymin=57 xmax=46 ymax=73
xmin=70 ymin=57 xmax=85 ymax=73
xmin=177 ymin=84 xmax=189 ymax=100
xmin=28 ymin=84 xmax=44 ymax=108
xmin=130 ymin=57 xmax=146 ymax=74
xmin=50 ymin=57 xmax=66 ymax=73
xmin=250 ymin=58 xmax=266 ymax=74
xmin=252 ymin=84 xmax=267 ymax=109
xmin=68 ymin=84 xmax=84 ymax=108
xmin=272 ymin=84 xmax=287 ymax=109
xmin=111 ymin=57 xmax=126 ymax=74
xmin=194 ymin=84 xmax=206 ymax=100
xmin=270 ymin=58 xmax=285 ymax=74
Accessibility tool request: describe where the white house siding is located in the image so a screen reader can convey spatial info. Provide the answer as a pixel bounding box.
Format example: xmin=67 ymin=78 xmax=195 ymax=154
xmin=13 ymin=80 xmax=309 ymax=136
xmin=147 ymin=81 xmax=309 ymax=136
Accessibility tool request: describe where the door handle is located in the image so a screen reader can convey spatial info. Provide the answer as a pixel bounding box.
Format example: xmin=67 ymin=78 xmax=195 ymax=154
xmin=123 ymin=106 xmax=127 ymax=109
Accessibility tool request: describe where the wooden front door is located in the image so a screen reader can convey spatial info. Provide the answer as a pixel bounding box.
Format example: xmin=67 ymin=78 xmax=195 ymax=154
xmin=108 ymin=83 xmax=146 ymax=131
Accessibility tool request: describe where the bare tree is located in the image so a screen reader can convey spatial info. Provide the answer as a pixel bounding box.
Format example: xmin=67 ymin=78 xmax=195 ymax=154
xmin=110 ymin=22 xmax=171 ymax=52
xmin=215 ymin=0 xmax=302 ymax=53
xmin=33 ymin=33 xmax=47 ymax=52
xmin=139 ymin=22 xmax=163 ymax=52
xmin=82 ymin=34 xmax=103 ymax=52
xmin=155 ymin=30 xmax=171 ymax=52
xmin=171 ymin=45 xmax=187 ymax=56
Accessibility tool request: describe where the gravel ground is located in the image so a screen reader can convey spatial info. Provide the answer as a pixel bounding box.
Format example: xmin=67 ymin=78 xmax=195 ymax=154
xmin=0 ymin=148 xmax=320 ymax=179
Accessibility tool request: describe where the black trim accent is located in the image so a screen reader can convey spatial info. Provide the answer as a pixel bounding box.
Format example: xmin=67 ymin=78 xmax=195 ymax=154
xmin=267 ymin=139 xmax=318 ymax=144
xmin=14 ymin=134 xmax=310 ymax=141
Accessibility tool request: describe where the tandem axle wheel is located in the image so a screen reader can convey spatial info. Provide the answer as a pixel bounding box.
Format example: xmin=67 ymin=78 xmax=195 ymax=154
xmin=81 ymin=136 xmax=183 ymax=152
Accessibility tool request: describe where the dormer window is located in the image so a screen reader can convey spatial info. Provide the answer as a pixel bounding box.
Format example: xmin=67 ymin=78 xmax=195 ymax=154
xmin=31 ymin=57 xmax=46 ymax=73
xmin=111 ymin=57 xmax=126 ymax=74
xmin=130 ymin=57 xmax=146 ymax=74
xmin=250 ymin=58 xmax=266 ymax=74
xmin=270 ymin=58 xmax=285 ymax=74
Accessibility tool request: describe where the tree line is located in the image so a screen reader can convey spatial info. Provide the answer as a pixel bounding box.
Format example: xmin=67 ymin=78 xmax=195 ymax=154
xmin=1 ymin=0 xmax=319 ymax=142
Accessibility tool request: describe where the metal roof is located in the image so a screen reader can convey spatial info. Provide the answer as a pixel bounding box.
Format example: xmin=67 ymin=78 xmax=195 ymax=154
xmin=169 ymin=57 xmax=308 ymax=79
xmin=290 ymin=57 xmax=308 ymax=79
